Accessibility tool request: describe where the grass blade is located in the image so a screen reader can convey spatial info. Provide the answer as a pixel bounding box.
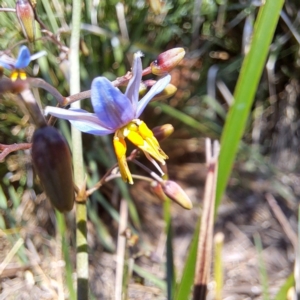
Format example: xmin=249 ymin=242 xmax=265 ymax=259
xmin=175 ymin=218 xmax=200 ymax=300
xmin=274 ymin=273 xmax=294 ymax=300
xmin=215 ymin=0 xmax=285 ymax=209
xmin=254 ymin=233 xmax=270 ymax=300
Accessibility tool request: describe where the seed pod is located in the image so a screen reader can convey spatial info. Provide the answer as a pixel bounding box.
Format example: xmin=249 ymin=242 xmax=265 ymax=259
xmin=16 ymin=0 xmax=36 ymax=42
xmin=31 ymin=126 xmax=74 ymax=212
xmin=150 ymin=48 xmax=185 ymax=75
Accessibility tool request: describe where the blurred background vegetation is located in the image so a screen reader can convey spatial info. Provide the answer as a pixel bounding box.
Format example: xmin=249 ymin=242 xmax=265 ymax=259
xmin=0 ymin=0 xmax=299 ymax=299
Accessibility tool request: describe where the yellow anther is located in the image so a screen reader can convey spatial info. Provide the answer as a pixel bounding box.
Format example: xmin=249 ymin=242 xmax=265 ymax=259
xmin=137 ymin=121 xmax=153 ymax=139
xmin=19 ymin=70 xmax=27 ymax=80
xmin=127 ymin=122 xmax=139 ymax=132
xmin=113 ymin=134 xmax=133 ymax=184
xmin=10 ymin=71 xmax=19 ymax=82
xmin=113 ymin=135 xmax=127 ymax=157
xmin=113 ymin=121 xmax=168 ymax=184
xmin=10 ymin=69 xmax=27 ymax=81
xmin=127 ymin=131 xmax=144 ymax=147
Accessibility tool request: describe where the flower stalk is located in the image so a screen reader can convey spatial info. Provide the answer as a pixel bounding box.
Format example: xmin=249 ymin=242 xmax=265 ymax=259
xmin=69 ymin=0 xmax=88 ymax=298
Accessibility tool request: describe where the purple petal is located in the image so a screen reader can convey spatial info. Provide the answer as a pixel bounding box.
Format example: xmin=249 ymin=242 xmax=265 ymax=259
xmin=0 ymin=60 xmax=13 ymax=70
xmin=136 ymin=74 xmax=171 ymax=118
xmin=30 ymin=50 xmax=47 ymax=61
xmin=69 ymin=119 xmax=114 ymax=135
xmin=44 ymin=107 xmax=114 ymax=135
xmin=91 ymin=77 xmax=134 ymax=130
xmin=0 ymin=53 xmax=16 ymax=70
xmin=14 ymin=46 xmax=31 ymax=69
xmin=125 ymin=51 xmax=143 ymax=111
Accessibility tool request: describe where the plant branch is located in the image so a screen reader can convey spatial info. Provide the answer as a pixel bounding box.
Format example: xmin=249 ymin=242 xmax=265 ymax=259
xmin=0 ymin=143 xmax=32 ymax=162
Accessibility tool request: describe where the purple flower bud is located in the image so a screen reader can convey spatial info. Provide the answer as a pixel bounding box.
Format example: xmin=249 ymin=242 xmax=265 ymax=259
xmin=151 ymin=181 xmax=169 ymax=202
xmin=150 ymin=48 xmax=185 ymax=75
xmin=16 ymin=0 xmax=36 ymax=42
xmin=152 ymin=124 xmax=174 ymax=142
xmin=161 ymin=180 xmax=193 ymax=210
xmin=31 ymin=126 xmax=74 ymax=212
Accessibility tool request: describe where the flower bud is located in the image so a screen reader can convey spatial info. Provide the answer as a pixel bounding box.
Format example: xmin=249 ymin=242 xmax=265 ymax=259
xmin=140 ymin=80 xmax=177 ymax=101
xmin=151 ymin=181 xmax=169 ymax=202
xmin=31 ymin=126 xmax=75 ymax=212
xmin=150 ymin=48 xmax=185 ymax=75
xmin=161 ymin=180 xmax=193 ymax=210
xmin=16 ymin=0 xmax=36 ymax=42
xmin=152 ymin=124 xmax=174 ymax=142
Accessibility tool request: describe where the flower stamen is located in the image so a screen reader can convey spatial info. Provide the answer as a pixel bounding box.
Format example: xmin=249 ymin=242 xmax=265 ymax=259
xmin=113 ymin=133 xmax=133 ymax=184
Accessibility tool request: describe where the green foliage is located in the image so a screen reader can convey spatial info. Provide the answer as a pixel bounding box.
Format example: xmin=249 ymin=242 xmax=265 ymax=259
xmin=0 ymin=0 xmax=297 ymax=299
xmin=216 ymin=0 xmax=285 ymax=209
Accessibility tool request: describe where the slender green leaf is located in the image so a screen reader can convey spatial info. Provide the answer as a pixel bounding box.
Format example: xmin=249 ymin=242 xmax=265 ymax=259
xmin=254 ymin=234 xmax=270 ymax=300
xmin=164 ymin=199 xmax=175 ymax=300
xmin=88 ymin=203 xmax=115 ymax=252
xmin=274 ymin=273 xmax=294 ymax=300
xmin=150 ymin=102 xmax=221 ymax=136
xmin=215 ymin=0 xmax=285 ymax=209
xmin=56 ymin=211 xmax=76 ymax=300
xmin=0 ymin=186 xmax=7 ymax=209
xmin=133 ymin=264 xmax=166 ymax=291
xmin=175 ymin=218 xmax=200 ymax=300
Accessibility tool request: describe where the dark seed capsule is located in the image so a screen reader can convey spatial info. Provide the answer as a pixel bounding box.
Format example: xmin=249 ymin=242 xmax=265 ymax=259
xmin=32 ymin=126 xmax=74 ymax=212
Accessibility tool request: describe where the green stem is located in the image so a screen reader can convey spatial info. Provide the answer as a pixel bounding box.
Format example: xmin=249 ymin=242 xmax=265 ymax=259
xmin=56 ymin=211 xmax=76 ymax=299
xmin=69 ymin=0 xmax=88 ymax=299
xmin=164 ymin=199 xmax=175 ymax=300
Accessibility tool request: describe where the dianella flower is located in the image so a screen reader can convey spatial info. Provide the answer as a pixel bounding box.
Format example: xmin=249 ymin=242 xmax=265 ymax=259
xmin=0 ymin=46 xmax=46 ymax=80
xmin=45 ymin=52 xmax=171 ymax=184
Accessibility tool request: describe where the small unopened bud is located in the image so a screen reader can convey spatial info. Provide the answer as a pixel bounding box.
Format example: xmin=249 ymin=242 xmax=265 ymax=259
xmin=151 ymin=181 xmax=169 ymax=202
xmin=32 ymin=126 xmax=74 ymax=212
xmin=16 ymin=0 xmax=36 ymax=42
xmin=150 ymin=48 xmax=185 ymax=75
xmin=140 ymin=80 xmax=177 ymax=101
xmin=162 ymin=180 xmax=193 ymax=210
xmin=152 ymin=124 xmax=174 ymax=142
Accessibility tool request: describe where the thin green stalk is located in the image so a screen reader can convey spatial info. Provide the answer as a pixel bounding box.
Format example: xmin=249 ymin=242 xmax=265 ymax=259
xmin=69 ymin=0 xmax=88 ymax=299
xmin=164 ymin=199 xmax=175 ymax=300
xmin=254 ymin=234 xmax=270 ymax=300
xmin=174 ymin=218 xmax=200 ymax=300
xmin=56 ymin=211 xmax=76 ymax=299
xmin=214 ymin=233 xmax=224 ymax=300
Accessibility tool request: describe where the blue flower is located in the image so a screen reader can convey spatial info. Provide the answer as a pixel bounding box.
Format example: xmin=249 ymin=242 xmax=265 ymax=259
xmin=0 ymin=46 xmax=46 ymax=80
xmin=45 ymin=52 xmax=171 ymax=184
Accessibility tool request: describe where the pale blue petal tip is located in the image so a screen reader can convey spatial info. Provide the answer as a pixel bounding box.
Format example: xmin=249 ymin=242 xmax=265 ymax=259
xmin=15 ymin=46 xmax=31 ymax=69
xmin=136 ymin=74 xmax=171 ymax=118
xmin=0 ymin=60 xmax=13 ymax=70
